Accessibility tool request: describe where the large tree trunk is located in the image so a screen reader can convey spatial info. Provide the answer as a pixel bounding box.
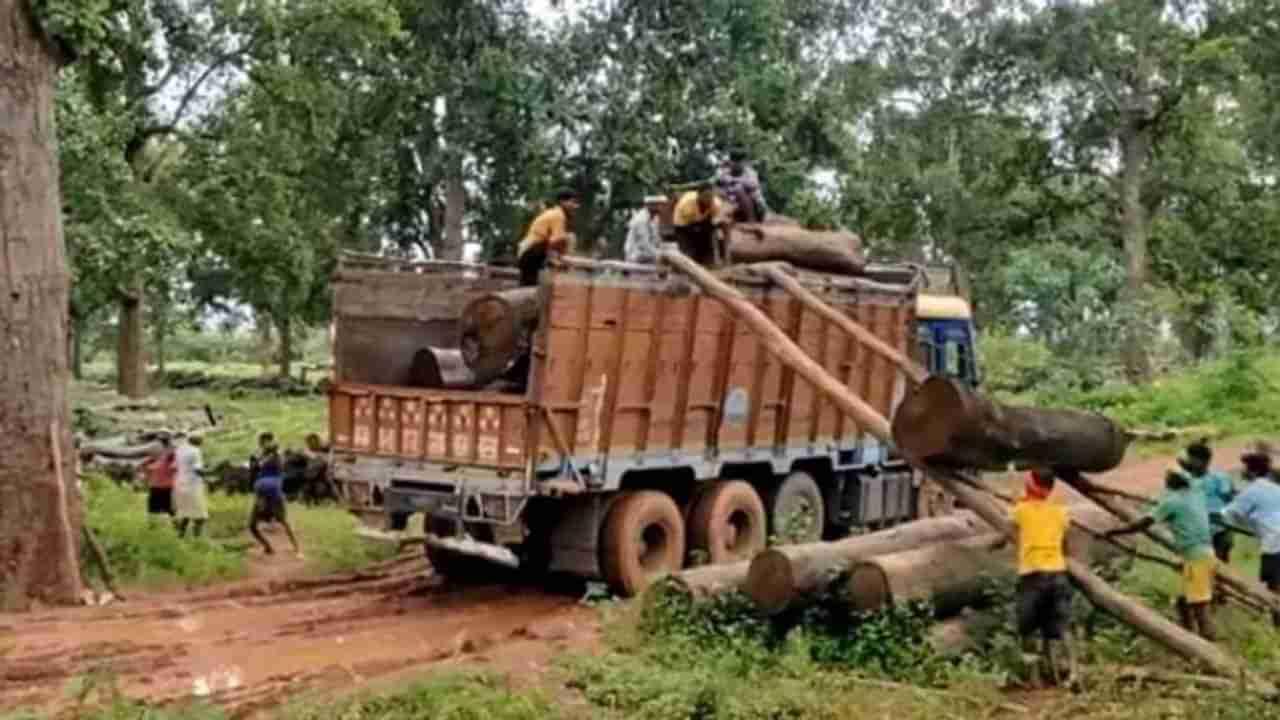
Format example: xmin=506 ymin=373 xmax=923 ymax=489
xmin=0 ymin=1 xmax=83 ymax=610
xmin=891 ymin=376 xmax=1131 ymax=473
xmin=458 ymin=288 xmax=540 ymax=385
xmin=440 ymin=159 xmax=466 ymax=261
xmin=666 ymin=561 xmax=751 ymax=600
xmin=660 ymin=248 xmax=1274 ymax=691
xmin=276 ymin=312 xmax=293 ymax=379
xmin=117 ymin=281 xmax=146 ymax=398
xmin=727 ymin=224 xmax=865 ymax=276
xmin=408 ymin=347 xmax=476 ymax=389
xmin=745 ymin=512 xmax=987 ymax=614
xmin=1118 ymin=115 xmax=1154 ymax=384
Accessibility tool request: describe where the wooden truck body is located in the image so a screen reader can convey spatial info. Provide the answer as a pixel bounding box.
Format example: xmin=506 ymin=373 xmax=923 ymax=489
xmin=328 ymin=254 xmax=972 ymax=593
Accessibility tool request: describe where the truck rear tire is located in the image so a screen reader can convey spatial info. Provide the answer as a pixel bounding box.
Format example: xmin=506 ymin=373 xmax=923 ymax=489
xmin=601 ymin=491 xmax=686 ymax=597
xmin=689 ymin=481 xmax=766 ymax=565
xmin=767 ymin=471 xmax=824 ymax=544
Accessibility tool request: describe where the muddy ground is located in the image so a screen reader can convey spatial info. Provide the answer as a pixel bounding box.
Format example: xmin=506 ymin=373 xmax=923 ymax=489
xmin=0 ymin=445 xmax=1245 ymax=717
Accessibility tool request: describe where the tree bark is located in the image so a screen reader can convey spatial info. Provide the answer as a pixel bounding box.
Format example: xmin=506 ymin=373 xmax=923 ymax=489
xmin=745 ymin=512 xmax=987 ymax=614
xmin=0 ymin=0 xmax=83 ymax=610
xmin=845 ymin=533 xmax=1010 ymax=616
xmin=458 ymin=288 xmax=540 ymax=385
xmin=1118 ymin=112 xmax=1154 ymax=384
xmin=440 ymin=159 xmax=466 ymax=261
xmin=727 ymin=224 xmax=865 ymax=276
xmin=408 ymin=347 xmax=476 ymax=389
xmin=891 ymin=376 xmax=1131 ymax=473
xmin=665 ymin=561 xmax=751 ymax=600
xmin=660 ymin=248 xmax=1273 ymax=691
xmin=276 ymin=311 xmax=292 ymax=379
xmin=117 ymin=282 xmax=147 ymax=398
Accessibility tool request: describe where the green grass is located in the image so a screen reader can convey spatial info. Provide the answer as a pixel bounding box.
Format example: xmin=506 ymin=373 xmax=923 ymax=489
xmin=81 ymin=474 xmax=396 ymax=591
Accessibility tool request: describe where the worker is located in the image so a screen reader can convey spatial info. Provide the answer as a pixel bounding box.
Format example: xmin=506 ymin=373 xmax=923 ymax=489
xmin=1221 ymin=441 xmax=1280 ymax=627
xmin=625 ymin=195 xmax=666 ymax=264
xmin=249 ymin=433 xmax=303 ymax=558
xmin=518 ymin=189 xmax=579 ymax=287
xmin=173 ymin=433 xmax=209 ymax=539
xmin=716 ymin=149 xmax=768 ymax=223
xmin=1009 ymin=468 xmax=1075 ymax=686
xmin=672 ymin=183 xmax=728 ymax=267
xmin=1106 ymin=466 xmax=1216 ymax=640
xmin=140 ymin=436 xmax=176 ymax=519
xmin=1180 ymin=439 xmax=1236 ymax=563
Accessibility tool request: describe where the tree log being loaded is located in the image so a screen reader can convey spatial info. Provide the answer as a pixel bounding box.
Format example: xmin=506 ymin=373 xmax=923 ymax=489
xmin=726 ymin=224 xmax=866 ymax=276
xmin=458 ymin=288 xmax=541 ymax=385
xmin=745 ymin=512 xmax=987 ymax=614
xmin=666 ymin=561 xmax=751 ymax=599
xmin=408 ymin=347 xmax=476 ymax=389
xmin=892 ymin=376 xmax=1131 ymax=473
xmin=658 ymin=248 xmax=1275 ymax=693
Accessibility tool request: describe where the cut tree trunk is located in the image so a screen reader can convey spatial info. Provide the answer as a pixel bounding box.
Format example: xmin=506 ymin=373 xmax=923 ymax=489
xmin=117 ymin=283 xmax=146 ymax=398
xmin=458 ymin=288 xmax=540 ymax=385
xmin=892 ymin=376 xmax=1130 ymax=473
xmin=745 ymin=512 xmax=987 ymax=615
xmin=660 ymin=248 xmax=1273 ymax=692
xmin=726 ymin=224 xmax=866 ymax=276
xmin=0 ymin=1 xmax=83 ymax=610
xmin=666 ymin=561 xmax=751 ymax=599
xmin=846 ymin=533 xmax=1009 ymax=617
xmin=408 ymin=347 xmax=476 ymax=389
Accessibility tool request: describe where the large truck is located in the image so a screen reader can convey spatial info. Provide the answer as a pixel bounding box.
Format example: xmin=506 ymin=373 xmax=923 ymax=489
xmin=327 ymin=252 xmax=979 ymax=595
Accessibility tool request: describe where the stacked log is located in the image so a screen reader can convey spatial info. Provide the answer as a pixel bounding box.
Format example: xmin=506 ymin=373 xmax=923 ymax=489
xmin=457 ymin=288 xmax=541 ymax=385
xmin=408 ymin=347 xmax=476 ymax=389
xmin=726 ymin=224 xmax=866 ymax=276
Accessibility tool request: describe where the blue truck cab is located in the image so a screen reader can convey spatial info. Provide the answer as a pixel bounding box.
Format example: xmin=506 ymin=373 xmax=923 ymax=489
xmin=915 ymin=294 xmax=979 ymax=389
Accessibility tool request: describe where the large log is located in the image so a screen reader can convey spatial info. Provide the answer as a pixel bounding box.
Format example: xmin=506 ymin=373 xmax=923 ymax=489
xmin=745 ymin=512 xmax=987 ymax=615
xmin=408 ymin=347 xmax=476 ymax=389
xmin=892 ymin=376 xmax=1131 ymax=474
xmin=667 ymin=561 xmax=750 ymax=599
xmin=658 ymin=248 xmax=1274 ymax=693
xmin=457 ymin=288 xmax=540 ymax=385
xmin=726 ymin=224 xmax=866 ymax=276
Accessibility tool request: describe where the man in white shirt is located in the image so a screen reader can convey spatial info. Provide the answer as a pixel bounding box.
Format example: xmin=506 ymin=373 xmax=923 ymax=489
xmin=1221 ymin=441 xmax=1280 ymax=626
xmin=173 ymin=433 xmax=210 ymax=538
xmin=625 ymin=195 xmax=666 ymax=264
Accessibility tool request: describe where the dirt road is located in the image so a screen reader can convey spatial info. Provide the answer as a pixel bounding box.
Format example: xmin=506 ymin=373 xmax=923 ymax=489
xmin=0 ymin=443 xmax=1250 ymax=717
xmin=0 ymin=553 xmax=597 ymax=717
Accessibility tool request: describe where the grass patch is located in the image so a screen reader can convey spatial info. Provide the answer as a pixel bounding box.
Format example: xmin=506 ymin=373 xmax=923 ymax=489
xmin=285 ymin=674 xmax=561 ymax=720
xmin=81 ymin=474 xmax=396 ymax=590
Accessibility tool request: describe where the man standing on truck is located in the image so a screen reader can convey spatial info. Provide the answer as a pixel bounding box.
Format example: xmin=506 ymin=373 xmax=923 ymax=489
xmin=1221 ymin=441 xmax=1280 ymax=627
xmin=1008 ymin=468 xmax=1076 ymax=686
xmin=1106 ymin=465 xmax=1217 ymax=640
xmin=625 ymin=195 xmax=665 ymax=264
xmin=716 ymin=149 xmax=768 ymax=223
xmin=518 ymin=189 xmax=580 ymax=286
xmin=672 ymin=183 xmax=728 ymax=267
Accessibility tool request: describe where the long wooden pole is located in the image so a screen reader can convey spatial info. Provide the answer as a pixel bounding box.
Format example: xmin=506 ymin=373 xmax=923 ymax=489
xmin=659 ymin=248 xmax=1275 ymax=693
xmin=752 ymin=263 xmax=928 ymax=384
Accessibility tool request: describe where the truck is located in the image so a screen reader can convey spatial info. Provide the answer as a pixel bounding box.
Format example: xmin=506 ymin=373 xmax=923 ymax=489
xmin=327 ymin=252 xmax=979 ymax=595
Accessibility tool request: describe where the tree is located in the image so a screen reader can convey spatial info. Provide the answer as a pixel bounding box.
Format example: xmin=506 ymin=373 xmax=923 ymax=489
xmin=0 ymin=0 xmax=83 ymax=610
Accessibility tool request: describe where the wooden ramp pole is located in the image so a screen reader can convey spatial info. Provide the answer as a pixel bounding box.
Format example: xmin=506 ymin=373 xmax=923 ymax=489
xmin=659 ymin=248 xmax=1275 ymax=694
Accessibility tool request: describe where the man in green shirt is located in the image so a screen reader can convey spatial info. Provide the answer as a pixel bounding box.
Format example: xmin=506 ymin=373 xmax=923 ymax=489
xmin=1106 ymin=466 xmax=1217 ymax=640
xmin=1180 ymin=439 xmax=1236 ymax=563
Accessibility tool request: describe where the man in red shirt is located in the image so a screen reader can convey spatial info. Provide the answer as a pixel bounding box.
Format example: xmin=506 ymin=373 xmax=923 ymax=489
xmin=141 ymin=436 xmax=177 ymax=518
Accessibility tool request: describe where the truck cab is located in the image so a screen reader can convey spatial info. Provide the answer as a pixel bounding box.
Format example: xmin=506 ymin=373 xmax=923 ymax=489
xmin=916 ymin=294 xmax=979 ymax=389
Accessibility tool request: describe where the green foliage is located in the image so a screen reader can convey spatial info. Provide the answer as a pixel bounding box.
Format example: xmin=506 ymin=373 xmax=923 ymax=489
xmin=286 ymin=675 xmax=559 ymax=720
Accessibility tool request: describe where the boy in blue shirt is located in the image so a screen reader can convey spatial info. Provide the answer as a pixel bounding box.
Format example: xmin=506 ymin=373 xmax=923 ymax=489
xmin=249 ymin=433 xmax=303 ymax=558
xmin=1180 ymin=439 xmax=1236 ymax=563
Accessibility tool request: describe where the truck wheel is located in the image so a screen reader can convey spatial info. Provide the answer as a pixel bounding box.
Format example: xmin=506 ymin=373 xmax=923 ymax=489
xmin=767 ymin=471 xmax=825 ymax=544
xmin=601 ymin=491 xmax=686 ymax=597
xmin=689 ymin=481 xmax=766 ymax=565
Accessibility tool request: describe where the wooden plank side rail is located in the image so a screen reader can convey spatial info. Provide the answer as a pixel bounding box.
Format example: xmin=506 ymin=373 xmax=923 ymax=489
xmin=657 ymin=248 xmax=1275 ymax=693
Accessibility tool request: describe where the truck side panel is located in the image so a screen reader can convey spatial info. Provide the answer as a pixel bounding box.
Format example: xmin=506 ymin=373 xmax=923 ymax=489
xmin=528 ymin=270 xmax=915 ymax=479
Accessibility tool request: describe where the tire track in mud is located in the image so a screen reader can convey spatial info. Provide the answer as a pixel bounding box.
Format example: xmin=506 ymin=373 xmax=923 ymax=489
xmin=0 ymin=554 xmax=598 ymax=717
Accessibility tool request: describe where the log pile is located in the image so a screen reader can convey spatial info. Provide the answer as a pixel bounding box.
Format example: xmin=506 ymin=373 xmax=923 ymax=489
xmin=457 ymin=288 xmax=540 ymax=386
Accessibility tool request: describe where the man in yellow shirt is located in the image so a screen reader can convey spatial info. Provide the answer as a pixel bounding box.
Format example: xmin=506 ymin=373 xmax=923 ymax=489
xmin=672 ymin=184 xmax=728 ymax=267
xmin=518 ymin=189 xmax=579 ymax=286
xmin=1011 ymin=468 xmax=1075 ymax=686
